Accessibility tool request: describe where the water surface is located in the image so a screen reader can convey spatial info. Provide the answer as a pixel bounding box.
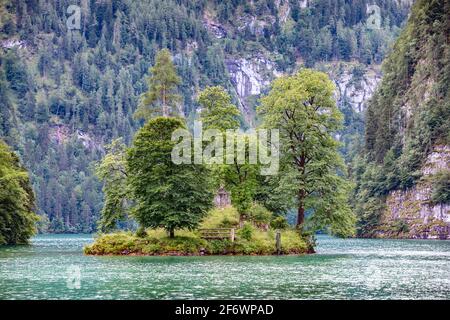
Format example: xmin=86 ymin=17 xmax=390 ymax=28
xmin=1 ymin=234 xmax=449 ymax=299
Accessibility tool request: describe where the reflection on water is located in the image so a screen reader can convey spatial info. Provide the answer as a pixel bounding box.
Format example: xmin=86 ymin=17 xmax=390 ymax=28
xmin=0 ymin=234 xmax=449 ymax=299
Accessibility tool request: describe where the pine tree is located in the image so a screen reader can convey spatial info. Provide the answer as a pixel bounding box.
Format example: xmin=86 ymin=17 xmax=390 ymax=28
xmin=134 ymin=49 xmax=181 ymax=120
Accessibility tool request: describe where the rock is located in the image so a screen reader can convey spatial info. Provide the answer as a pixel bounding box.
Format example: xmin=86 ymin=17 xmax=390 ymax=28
xmin=1 ymin=39 xmax=27 ymax=49
xmin=318 ymin=62 xmax=382 ymax=113
xmin=225 ymin=55 xmax=281 ymax=124
xmin=381 ymin=145 xmax=450 ymax=239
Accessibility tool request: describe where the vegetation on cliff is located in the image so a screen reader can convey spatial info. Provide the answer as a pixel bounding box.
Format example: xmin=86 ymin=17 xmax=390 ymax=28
xmin=354 ymin=0 xmax=450 ymax=236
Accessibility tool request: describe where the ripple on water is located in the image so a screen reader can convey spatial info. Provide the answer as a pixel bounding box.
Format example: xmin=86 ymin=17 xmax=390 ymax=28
xmin=0 ymin=234 xmax=449 ymax=299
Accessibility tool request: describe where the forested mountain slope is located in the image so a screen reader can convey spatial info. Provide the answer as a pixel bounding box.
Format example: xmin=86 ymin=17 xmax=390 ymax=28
xmin=0 ymin=0 xmax=410 ymax=232
xmin=354 ymin=0 xmax=450 ymax=239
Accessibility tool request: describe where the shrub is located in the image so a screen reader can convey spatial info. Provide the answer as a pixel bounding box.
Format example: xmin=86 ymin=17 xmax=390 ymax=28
xmin=270 ymin=215 xmax=289 ymax=229
xmin=200 ymin=206 xmax=239 ymax=228
xmin=248 ymin=203 xmax=272 ymax=224
xmin=238 ymin=222 xmax=253 ymax=241
xmin=207 ymin=239 xmax=233 ymax=254
xmin=430 ymin=171 xmax=450 ymax=204
xmin=135 ymin=227 xmax=147 ymax=238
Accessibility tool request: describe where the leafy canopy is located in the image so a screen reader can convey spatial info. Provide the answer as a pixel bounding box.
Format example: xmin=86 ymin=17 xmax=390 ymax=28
xmin=0 ymin=140 xmax=38 ymax=245
xmin=95 ymin=139 xmax=130 ymax=232
xmin=127 ymin=117 xmax=214 ymax=237
xmin=258 ymin=69 xmax=356 ymax=237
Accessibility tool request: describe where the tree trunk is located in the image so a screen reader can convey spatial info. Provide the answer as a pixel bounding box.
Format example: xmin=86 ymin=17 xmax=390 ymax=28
xmin=297 ymin=205 xmax=305 ymax=227
xmin=169 ymin=228 xmax=175 ymax=238
xmin=297 ymin=189 xmax=305 ymax=228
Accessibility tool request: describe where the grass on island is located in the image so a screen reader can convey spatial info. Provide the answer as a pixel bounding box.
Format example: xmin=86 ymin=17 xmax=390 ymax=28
xmin=84 ymin=207 xmax=311 ymax=256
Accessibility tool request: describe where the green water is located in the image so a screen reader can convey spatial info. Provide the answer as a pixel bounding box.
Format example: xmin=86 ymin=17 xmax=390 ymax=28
xmin=1 ymin=234 xmax=449 ymax=299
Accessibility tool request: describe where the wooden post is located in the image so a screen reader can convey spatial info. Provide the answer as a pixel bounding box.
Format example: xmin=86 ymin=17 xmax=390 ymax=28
xmin=276 ymin=230 xmax=281 ymax=255
xmin=230 ymin=228 xmax=235 ymax=242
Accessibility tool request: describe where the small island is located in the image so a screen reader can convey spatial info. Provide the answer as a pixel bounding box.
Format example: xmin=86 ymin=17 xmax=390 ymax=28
xmin=84 ymin=52 xmax=355 ymax=257
xmin=84 ymin=207 xmax=313 ymax=256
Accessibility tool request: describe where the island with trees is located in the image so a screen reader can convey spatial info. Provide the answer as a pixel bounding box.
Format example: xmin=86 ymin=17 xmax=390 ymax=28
xmin=84 ymin=50 xmax=355 ymax=256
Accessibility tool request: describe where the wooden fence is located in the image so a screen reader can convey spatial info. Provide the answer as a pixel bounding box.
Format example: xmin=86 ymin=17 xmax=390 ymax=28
xmin=199 ymin=228 xmax=235 ymax=242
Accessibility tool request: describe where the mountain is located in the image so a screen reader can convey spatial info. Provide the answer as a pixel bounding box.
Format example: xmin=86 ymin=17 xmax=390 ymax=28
xmin=354 ymin=0 xmax=450 ymax=239
xmin=0 ymin=0 xmax=410 ymax=232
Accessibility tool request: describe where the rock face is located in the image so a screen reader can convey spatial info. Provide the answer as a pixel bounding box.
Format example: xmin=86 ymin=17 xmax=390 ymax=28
xmin=49 ymin=125 xmax=104 ymax=153
xmin=225 ymin=59 xmax=380 ymax=125
xmin=319 ymin=62 xmax=382 ymax=113
xmin=332 ymin=67 xmax=381 ymax=113
xmin=225 ymin=56 xmax=281 ymax=124
xmin=379 ymin=145 xmax=450 ymax=239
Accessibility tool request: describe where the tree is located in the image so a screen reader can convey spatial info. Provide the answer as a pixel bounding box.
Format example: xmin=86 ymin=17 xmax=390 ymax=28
xmin=95 ymin=138 xmax=129 ymax=232
xmin=258 ymin=69 xmax=356 ymax=236
xmin=0 ymin=140 xmax=38 ymax=245
xmin=134 ymin=49 xmax=181 ymax=120
xmin=198 ymin=86 xmax=240 ymax=131
xmin=198 ymin=86 xmax=257 ymax=219
xmin=127 ymin=117 xmax=213 ymax=238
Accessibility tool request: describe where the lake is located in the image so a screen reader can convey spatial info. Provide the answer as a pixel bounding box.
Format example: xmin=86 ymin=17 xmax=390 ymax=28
xmin=1 ymin=234 xmax=449 ymax=299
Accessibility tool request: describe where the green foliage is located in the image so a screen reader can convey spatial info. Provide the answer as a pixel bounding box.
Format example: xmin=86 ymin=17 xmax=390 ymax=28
xmin=95 ymin=139 xmax=130 ymax=232
xmin=0 ymin=0 xmax=410 ymax=233
xmin=200 ymin=206 xmax=239 ymax=229
xmin=248 ymin=203 xmax=272 ymax=224
xmin=197 ymin=86 xmax=259 ymax=218
xmin=0 ymin=140 xmax=38 ymax=244
xmin=259 ymin=68 xmax=356 ymax=236
xmin=134 ymin=49 xmax=181 ymax=119
xmin=135 ymin=226 xmax=148 ymax=238
xmin=198 ymin=86 xmax=240 ymax=131
xmin=127 ymin=117 xmax=214 ymax=237
xmin=270 ymin=215 xmax=289 ymax=230
xmin=356 ymin=0 xmax=450 ymax=235
xmin=238 ymin=223 xmax=254 ymax=241
xmin=392 ymin=219 xmax=409 ymax=234
xmin=430 ymin=171 xmax=450 ymax=205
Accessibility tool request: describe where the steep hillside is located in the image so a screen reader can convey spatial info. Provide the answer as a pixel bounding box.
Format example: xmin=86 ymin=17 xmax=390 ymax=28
xmin=354 ymin=0 xmax=450 ymax=238
xmin=0 ymin=0 xmax=410 ymax=232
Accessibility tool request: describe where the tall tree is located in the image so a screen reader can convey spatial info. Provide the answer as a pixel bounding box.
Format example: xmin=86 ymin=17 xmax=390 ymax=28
xmin=134 ymin=49 xmax=181 ymax=119
xmin=259 ymin=69 xmax=355 ymax=236
xmin=95 ymin=138 xmax=129 ymax=232
xmin=198 ymin=86 xmax=240 ymax=131
xmin=0 ymin=140 xmax=38 ymax=245
xmin=198 ymin=86 xmax=258 ymax=219
xmin=127 ymin=117 xmax=213 ymax=238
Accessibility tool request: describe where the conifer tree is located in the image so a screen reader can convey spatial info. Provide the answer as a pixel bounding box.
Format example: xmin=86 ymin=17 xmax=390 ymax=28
xmin=134 ymin=49 xmax=181 ymax=119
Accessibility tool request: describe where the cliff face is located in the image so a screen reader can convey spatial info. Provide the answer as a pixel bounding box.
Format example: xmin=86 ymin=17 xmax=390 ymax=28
xmin=356 ymin=0 xmax=450 ymax=239
xmin=380 ymin=146 xmax=450 ymax=239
